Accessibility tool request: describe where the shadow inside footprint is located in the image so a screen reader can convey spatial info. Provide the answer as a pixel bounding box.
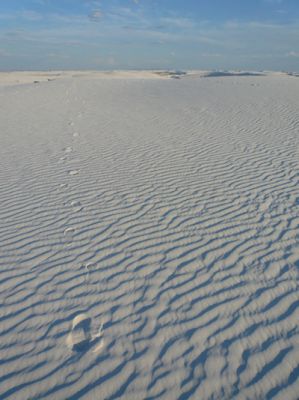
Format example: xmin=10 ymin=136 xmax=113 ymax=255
xmin=67 ymin=313 xmax=103 ymax=353
xmin=67 ymin=314 xmax=92 ymax=352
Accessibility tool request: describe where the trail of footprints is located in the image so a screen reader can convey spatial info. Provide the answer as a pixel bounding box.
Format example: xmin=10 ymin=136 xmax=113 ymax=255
xmin=60 ymin=120 xmax=104 ymax=354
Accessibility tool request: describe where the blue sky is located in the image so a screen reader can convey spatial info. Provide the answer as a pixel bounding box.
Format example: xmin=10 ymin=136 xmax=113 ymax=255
xmin=0 ymin=0 xmax=298 ymax=71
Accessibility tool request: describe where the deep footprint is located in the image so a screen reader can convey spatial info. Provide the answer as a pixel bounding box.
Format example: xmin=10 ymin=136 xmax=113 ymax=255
xmin=66 ymin=314 xmax=103 ymax=353
xmin=67 ymin=314 xmax=91 ymax=352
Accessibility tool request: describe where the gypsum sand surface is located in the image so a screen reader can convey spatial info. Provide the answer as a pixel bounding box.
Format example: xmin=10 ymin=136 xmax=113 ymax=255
xmin=0 ymin=71 xmax=298 ymax=400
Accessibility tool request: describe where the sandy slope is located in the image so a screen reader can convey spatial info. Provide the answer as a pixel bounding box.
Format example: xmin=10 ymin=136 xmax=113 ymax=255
xmin=0 ymin=72 xmax=298 ymax=400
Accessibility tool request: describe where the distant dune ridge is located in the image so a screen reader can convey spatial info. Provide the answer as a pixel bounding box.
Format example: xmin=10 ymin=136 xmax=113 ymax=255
xmin=0 ymin=71 xmax=298 ymax=399
xmin=0 ymin=69 xmax=295 ymax=86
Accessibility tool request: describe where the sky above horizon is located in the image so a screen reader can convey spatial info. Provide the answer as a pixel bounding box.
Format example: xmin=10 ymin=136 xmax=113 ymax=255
xmin=0 ymin=0 xmax=299 ymax=71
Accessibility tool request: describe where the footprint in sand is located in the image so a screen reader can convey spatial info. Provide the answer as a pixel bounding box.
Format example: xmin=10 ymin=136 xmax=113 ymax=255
xmin=64 ymin=227 xmax=76 ymax=236
xmin=68 ymin=170 xmax=79 ymax=176
xmin=67 ymin=314 xmax=91 ymax=352
xmin=64 ymin=146 xmax=73 ymax=154
xmin=82 ymin=262 xmax=96 ymax=280
xmin=71 ymin=200 xmax=83 ymax=212
xmin=71 ymin=200 xmax=81 ymax=206
xmin=66 ymin=314 xmax=103 ymax=353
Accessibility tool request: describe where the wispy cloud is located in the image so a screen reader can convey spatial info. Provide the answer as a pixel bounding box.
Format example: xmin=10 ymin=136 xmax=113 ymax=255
xmin=0 ymin=49 xmax=11 ymax=57
xmin=264 ymin=0 xmax=284 ymax=4
xmin=88 ymin=9 xmax=103 ymax=22
xmin=21 ymin=10 xmax=43 ymax=21
xmin=160 ymin=17 xmax=195 ymax=29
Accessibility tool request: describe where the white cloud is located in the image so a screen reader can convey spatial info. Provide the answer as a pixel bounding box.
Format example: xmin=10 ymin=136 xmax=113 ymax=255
xmin=0 ymin=49 xmax=11 ymax=57
xmin=94 ymin=55 xmax=116 ymax=66
xmin=0 ymin=13 xmax=15 ymax=21
xmin=88 ymin=9 xmax=103 ymax=22
xmin=264 ymin=0 xmax=283 ymax=4
xmin=21 ymin=11 xmax=43 ymax=21
xmin=160 ymin=17 xmax=195 ymax=29
xmin=201 ymin=53 xmax=222 ymax=58
xmin=287 ymin=51 xmax=299 ymax=57
xmin=84 ymin=0 xmax=101 ymax=6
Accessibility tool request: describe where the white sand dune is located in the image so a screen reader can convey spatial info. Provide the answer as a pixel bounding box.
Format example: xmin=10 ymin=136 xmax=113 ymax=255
xmin=0 ymin=71 xmax=298 ymax=399
xmin=0 ymin=70 xmax=169 ymax=87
